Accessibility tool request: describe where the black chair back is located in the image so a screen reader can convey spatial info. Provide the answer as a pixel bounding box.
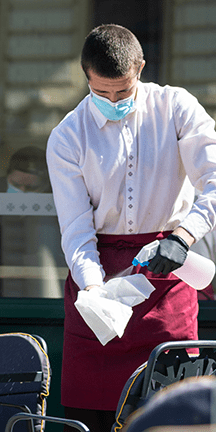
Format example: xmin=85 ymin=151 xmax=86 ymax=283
xmin=112 ymin=340 xmax=216 ymax=432
xmin=0 ymin=333 xmax=51 ymax=432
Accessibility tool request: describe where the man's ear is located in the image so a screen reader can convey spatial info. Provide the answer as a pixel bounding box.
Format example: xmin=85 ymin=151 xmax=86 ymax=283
xmin=138 ymin=60 xmax=146 ymax=78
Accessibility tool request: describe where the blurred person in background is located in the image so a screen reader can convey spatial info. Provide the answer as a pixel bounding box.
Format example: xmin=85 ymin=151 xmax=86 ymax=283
xmin=0 ymin=146 xmax=55 ymax=298
xmin=0 ymin=146 xmax=51 ymax=193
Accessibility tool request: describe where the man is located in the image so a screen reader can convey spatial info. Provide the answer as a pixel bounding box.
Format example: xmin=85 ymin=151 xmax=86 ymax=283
xmin=46 ymin=24 xmax=216 ymax=432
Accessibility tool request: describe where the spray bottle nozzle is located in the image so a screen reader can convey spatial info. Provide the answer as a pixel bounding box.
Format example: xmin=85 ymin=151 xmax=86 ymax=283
xmin=132 ymin=240 xmax=160 ymax=267
xmin=132 ymin=258 xmax=150 ymax=267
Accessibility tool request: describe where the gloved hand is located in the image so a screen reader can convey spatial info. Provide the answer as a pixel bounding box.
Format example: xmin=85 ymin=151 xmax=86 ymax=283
xmin=148 ymin=234 xmax=189 ymax=275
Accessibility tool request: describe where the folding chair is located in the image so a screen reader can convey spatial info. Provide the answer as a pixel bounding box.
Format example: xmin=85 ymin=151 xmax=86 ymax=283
xmin=0 ymin=332 xmax=51 ymax=432
xmin=120 ymin=375 xmax=216 ymax=432
xmin=0 ymin=332 xmax=91 ymax=432
xmin=5 ymin=413 xmax=90 ymax=432
xmin=112 ymin=340 xmax=216 ymax=432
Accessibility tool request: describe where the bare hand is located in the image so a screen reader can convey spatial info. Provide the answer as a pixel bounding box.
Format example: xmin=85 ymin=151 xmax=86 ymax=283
xmin=84 ymin=285 xmax=100 ymax=291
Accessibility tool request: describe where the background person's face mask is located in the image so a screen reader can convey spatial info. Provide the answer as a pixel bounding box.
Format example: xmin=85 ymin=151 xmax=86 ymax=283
xmin=7 ymin=183 xmax=24 ymax=193
xmin=91 ymin=90 xmax=136 ymax=121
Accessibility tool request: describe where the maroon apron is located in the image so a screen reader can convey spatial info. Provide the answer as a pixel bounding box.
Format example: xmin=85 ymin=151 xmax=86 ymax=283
xmin=61 ymin=232 xmax=198 ymax=411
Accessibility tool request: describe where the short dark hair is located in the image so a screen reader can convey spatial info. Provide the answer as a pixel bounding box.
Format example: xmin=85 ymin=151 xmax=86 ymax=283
xmin=81 ymin=24 xmax=144 ymax=79
xmin=7 ymin=146 xmax=47 ymax=176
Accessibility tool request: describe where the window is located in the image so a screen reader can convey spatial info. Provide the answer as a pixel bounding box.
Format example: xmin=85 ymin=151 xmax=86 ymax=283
xmin=0 ymin=0 xmax=90 ymax=298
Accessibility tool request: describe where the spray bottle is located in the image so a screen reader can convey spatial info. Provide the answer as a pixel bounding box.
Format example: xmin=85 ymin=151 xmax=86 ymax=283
xmin=132 ymin=240 xmax=215 ymax=290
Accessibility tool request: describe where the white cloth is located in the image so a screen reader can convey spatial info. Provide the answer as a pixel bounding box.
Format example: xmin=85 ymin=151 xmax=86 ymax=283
xmin=74 ymin=274 xmax=155 ymax=345
xmin=47 ymin=81 xmax=216 ymax=290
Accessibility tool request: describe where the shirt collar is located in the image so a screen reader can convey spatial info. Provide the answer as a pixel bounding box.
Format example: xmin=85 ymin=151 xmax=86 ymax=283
xmin=135 ymin=80 xmax=147 ymax=113
xmin=89 ymin=95 xmax=108 ymax=128
xmin=88 ymin=81 xmax=143 ymax=129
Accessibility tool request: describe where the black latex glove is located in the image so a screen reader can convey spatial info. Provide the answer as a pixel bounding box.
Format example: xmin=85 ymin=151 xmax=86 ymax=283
xmin=148 ymin=234 xmax=189 ymax=275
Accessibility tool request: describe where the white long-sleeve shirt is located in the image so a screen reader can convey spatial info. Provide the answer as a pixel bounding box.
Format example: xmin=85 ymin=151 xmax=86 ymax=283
xmin=47 ymin=81 xmax=216 ymax=290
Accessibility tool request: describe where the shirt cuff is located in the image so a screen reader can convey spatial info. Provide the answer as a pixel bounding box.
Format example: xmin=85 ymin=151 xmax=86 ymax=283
xmin=72 ymin=265 xmax=105 ymax=290
xmin=179 ymin=210 xmax=212 ymax=243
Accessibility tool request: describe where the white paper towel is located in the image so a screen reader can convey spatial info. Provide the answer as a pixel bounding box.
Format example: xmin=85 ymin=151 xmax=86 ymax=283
xmin=75 ymin=274 xmax=155 ymax=345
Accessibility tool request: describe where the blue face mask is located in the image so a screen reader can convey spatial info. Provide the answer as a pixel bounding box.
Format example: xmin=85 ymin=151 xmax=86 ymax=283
xmin=91 ymin=90 xmax=136 ymax=121
xmin=7 ymin=183 xmax=24 ymax=193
